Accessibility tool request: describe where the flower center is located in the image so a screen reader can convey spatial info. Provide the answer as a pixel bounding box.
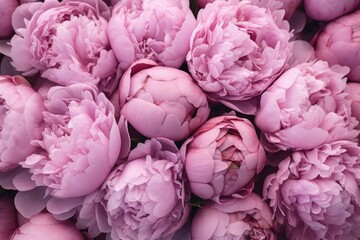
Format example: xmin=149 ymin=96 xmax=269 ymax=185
xmin=138 ymin=40 xmax=156 ymax=59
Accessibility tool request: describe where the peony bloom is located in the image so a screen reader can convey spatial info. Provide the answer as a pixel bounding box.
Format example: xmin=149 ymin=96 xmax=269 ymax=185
xmin=191 ymin=193 xmax=277 ymax=240
xmin=119 ymin=59 xmax=210 ymax=141
xmin=186 ymin=0 xmax=293 ymax=114
xmin=180 ymin=114 xmax=266 ymax=201
xmin=315 ymin=10 xmax=360 ymax=82
xmin=10 ymin=0 xmax=119 ymax=94
xmin=0 ymin=75 xmax=45 ymax=172
xmin=0 ymin=0 xmax=19 ymax=38
xmin=264 ymin=140 xmax=360 ymax=240
xmin=0 ymin=195 xmax=18 ymax=240
xmin=77 ymin=138 xmax=191 ymax=240
xmin=255 ymin=60 xmax=359 ymax=152
xmin=21 ymin=83 xmax=125 ymax=198
xmin=108 ymin=0 xmax=196 ymax=72
xmin=11 ymin=213 xmax=85 ymax=240
xmin=304 ymin=0 xmax=360 ymax=21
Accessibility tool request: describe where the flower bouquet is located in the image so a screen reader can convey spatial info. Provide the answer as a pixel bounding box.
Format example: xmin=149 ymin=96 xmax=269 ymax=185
xmin=0 ymin=0 xmax=360 ymax=239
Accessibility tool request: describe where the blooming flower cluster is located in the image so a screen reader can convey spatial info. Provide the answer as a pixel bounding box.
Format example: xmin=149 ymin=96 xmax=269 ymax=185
xmin=0 ymin=0 xmax=360 ymax=240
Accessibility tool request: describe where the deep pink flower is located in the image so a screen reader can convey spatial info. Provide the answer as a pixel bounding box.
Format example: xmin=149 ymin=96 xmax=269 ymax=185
xmin=187 ymin=0 xmax=293 ymax=114
xmin=180 ymin=114 xmax=266 ymax=201
xmin=304 ymin=0 xmax=360 ymax=21
xmin=119 ymin=59 xmax=210 ymax=141
xmin=0 ymin=0 xmax=18 ymax=38
xmin=255 ymin=60 xmax=359 ymax=151
xmin=315 ymin=10 xmax=360 ymax=82
xmin=77 ymin=138 xmax=191 ymax=240
xmin=191 ymin=193 xmax=277 ymax=240
xmin=10 ymin=0 xmax=119 ymax=94
xmin=0 ymin=75 xmax=45 ymax=172
xmin=264 ymin=140 xmax=360 ymax=240
xmin=108 ymin=0 xmax=196 ymax=72
xmin=11 ymin=213 xmax=85 ymax=240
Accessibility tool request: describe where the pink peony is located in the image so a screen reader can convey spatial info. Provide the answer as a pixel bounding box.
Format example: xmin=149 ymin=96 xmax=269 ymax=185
xmin=180 ymin=114 xmax=266 ymax=201
xmin=0 ymin=75 xmax=45 ymax=172
xmin=0 ymin=0 xmax=19 ymax=38
xmin=11 ymin=213 xmax=85 ymax=240
xmin=186 ymin=0 xmax=293 ymax=114
xmin=255 ymin=60 xmax=359 ymax=152
xmin=119 ymin=59 xmax=210 ymax=141
xmin=0 ymin=195 xmax=18 ymax=240
xmin=264 ymin=140 xmax=360 ymax=240
xmin=77 ymin=138 xmax=191 ymax=240
xmin=21 ymin=83 xmax=126 ymax=198
xmin=315 ymin=10 xmax=360 ymax=82
xmin=304 ymin=0 xmax=360 ymax=21
xmin=10 ymin=0 xmax=119 ymax=94
xmin=191 ymin=193 xmax=277 ymax=240
xmin=108 ymin=0 xmax=196 ymax=72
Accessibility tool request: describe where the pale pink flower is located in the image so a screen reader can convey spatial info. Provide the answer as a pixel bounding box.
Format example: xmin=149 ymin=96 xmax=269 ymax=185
xmin=11 ymin=213 xmax=85 ymax=240
xmin=264 ymin=140 xmax=360 ymax=240
xmin=22 ymin=83 xmax=126 ymax=198
xmin=255 ymin=60 xmax=359 ymax=151
xmin=187 ymin=0 xmax=293 ymax=114
xmin=180 ymin=115 xmax=266 ymax=201
xmin=10 ymin=0 xmax=119 ymax=94
xmin=77 ymin=138 xmax=191 ymax=240
xmin=191 ymin=193 xmax=277 ymax=240
xmin=119 ymin=59 xmax=210 ymax=141
xmin=315 ymin=10 xmax=360 ymax=82
xmin=9 ymin=84 xmax=129 ymax=221
xmin=0 ymin=75 xmax=45 ymax=172
xmin=108 ymin=0 xmax=196 ymax=72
